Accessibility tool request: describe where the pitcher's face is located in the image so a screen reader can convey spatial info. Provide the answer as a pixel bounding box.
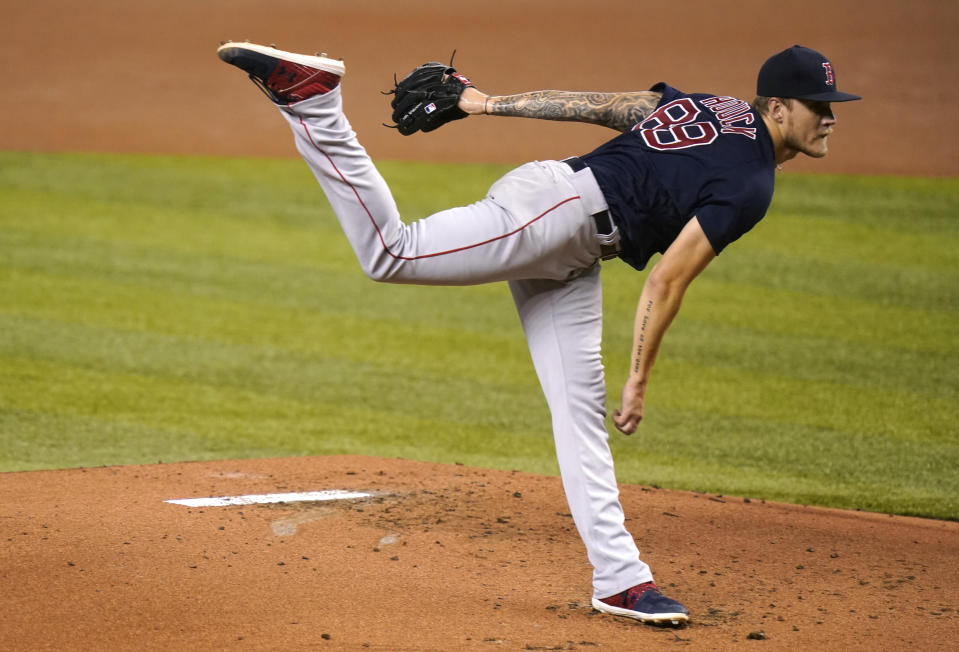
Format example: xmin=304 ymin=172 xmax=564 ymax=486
xmin=782 ymin=99 xmax=836 ymax=158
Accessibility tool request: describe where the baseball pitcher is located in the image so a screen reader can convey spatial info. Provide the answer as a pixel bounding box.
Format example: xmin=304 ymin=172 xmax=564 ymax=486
xmin=217 ymin=41 xmax=859 ymax=625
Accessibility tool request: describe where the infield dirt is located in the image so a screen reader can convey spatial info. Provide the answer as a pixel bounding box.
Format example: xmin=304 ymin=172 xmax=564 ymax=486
xmin=2 ymin=0 xmax=957 ymax=176
xmin=3 ymin=456 xmax=957 ymax=650
xmin=1 ymin=1 xmax=957 ymax=650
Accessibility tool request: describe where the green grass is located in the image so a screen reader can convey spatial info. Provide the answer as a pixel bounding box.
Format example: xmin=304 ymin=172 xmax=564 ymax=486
xmin=1 ymin=151 xmax=956 ymax=519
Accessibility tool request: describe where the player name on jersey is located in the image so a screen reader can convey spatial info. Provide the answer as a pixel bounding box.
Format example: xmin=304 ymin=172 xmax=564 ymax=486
xmin=700 ymin=96 xmax=757 ymax=139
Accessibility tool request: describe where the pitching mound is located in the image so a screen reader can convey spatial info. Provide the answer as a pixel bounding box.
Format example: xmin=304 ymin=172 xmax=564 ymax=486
xmin=2 ymin=455 xmax=956 ymax=650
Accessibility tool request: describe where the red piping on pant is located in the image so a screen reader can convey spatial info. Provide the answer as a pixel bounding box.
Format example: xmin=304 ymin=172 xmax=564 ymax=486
xmin=298 ymin=116 xmax=580 ymax=261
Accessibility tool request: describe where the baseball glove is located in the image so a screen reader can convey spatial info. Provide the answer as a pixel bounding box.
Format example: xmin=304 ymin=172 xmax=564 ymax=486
xmin=387 ymin=61 xmax=474 ymax=136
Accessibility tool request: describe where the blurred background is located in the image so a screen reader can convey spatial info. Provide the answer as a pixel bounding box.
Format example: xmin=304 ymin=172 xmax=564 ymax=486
xmin=2 ymin=0 xmax=956 ymax=175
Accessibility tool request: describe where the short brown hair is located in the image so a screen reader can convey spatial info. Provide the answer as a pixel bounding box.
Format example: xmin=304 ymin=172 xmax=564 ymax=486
xmin=751 ymin=96 xmax=793 ymax=116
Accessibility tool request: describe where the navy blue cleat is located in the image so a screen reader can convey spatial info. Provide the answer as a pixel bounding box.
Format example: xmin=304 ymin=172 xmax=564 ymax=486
xmin=217 ymin=41 xmax=345 ymax=105
xmin=591 ymin=582 xmax=689 ymax=626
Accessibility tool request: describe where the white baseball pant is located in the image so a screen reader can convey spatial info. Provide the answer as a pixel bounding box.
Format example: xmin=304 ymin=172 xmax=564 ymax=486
xmin=277 ymin=87 xmax=653 ymax=598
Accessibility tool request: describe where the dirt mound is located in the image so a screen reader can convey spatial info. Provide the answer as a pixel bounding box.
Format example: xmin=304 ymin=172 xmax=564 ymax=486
xmin=2 ymin=456 xmax=956 ymax=650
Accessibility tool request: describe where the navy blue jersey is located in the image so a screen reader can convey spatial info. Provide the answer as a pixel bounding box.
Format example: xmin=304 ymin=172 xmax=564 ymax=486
xmin=581 ymin=83 xmax=776 ymax=270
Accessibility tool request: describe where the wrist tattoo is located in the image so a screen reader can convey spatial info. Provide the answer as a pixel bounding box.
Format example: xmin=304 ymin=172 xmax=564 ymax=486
xmin=487 ymin=91 xmax=662 ymax=132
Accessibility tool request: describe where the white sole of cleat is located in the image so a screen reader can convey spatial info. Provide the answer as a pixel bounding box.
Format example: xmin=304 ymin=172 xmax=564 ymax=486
xmin=590 ymin=597 xmax=689 ymax=624
xmin=217 ymin=41 xmax=345 ymax=77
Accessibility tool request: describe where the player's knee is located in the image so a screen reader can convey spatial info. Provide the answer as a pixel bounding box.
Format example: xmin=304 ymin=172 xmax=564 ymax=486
xmin=364 ymin=268 xmax=391 ymax=283
xmin=360 ymin=259 xmax=399 ymax=283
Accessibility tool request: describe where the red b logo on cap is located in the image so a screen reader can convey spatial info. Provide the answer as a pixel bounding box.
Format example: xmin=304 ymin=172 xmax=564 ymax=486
xmin=822 ymin=62 xmax=835 ymax=86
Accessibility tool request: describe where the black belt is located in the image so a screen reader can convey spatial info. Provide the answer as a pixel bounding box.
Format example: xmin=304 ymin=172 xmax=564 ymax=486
xmin=563 ymin=157 xmax=620 ymax=260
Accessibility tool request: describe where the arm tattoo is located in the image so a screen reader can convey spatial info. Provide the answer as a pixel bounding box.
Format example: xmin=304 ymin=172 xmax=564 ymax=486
xmin=487 ymin=90 xmax=662 ymax=132
xmin=633 ymin=299 xmax=654 ymax=374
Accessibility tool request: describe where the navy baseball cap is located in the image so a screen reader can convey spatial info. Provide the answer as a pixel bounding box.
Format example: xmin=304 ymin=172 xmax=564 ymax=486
xmin=757 ymin=45 xmax=861 ymax=102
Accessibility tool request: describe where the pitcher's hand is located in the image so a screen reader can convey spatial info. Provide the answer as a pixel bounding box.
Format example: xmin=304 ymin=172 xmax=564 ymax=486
xmin=613 ymin=378 xmax=646 ymax=435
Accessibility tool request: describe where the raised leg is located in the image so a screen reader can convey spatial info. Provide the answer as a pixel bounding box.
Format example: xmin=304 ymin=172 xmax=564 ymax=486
xmin=278 ymin=89 xmax=603 ymax=285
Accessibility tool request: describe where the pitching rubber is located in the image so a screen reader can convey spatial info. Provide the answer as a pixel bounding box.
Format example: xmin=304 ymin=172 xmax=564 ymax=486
xmin=217 ymin=41 xmax=346 ymax=77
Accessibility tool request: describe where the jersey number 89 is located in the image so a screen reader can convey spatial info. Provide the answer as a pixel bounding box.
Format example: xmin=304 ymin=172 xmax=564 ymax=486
xmin=633 ymin=98 xmax=718 ymax=151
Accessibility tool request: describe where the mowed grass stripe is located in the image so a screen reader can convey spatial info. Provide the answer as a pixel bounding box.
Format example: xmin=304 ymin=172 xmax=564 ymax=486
xmin=684 ymin=278 xmax=956 ymax=354
xmin=1 ymin=151 xmax=956 ymax=519
xmin=0 ymin=268 xmax=531 ymax=385
xmin=652 ymin=360 xmax=953 ymax=443
xmin=611 ymin=416 xmax=955 ymax=519
xmin=765 ymin=173 xmax=957 ymax=234
xmin=660 ymin=321 xmax=953 ymax=401
xmin=1 ymin=354 xmax=556 ymax=474
xmin=0 ymin=308 xmax=544 ymax=426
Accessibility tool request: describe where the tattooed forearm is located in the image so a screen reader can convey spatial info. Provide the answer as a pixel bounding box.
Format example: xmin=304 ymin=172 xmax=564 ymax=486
xmin=486 ymin=90 xmax=662 ymax=132
xmin=633 ymin=299 xmax=654 ymax=374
